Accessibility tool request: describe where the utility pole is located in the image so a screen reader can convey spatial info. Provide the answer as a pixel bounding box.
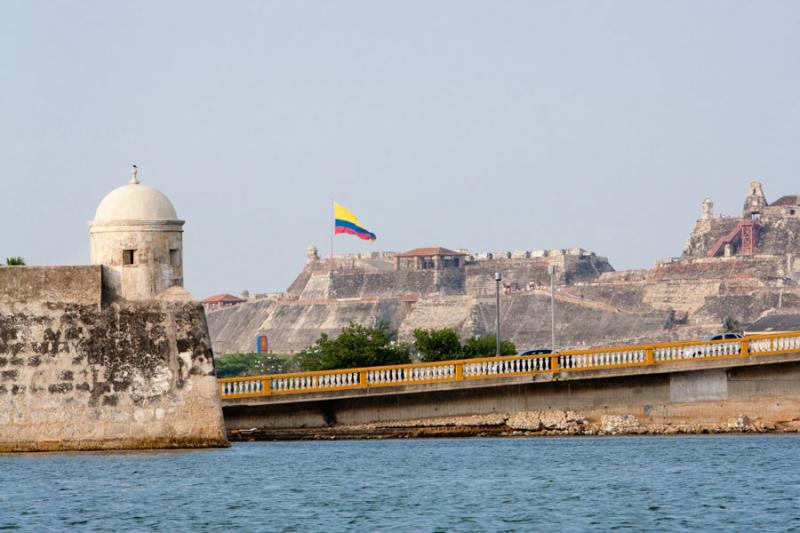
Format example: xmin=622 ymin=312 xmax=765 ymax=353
xmin=548 ymin=264 xmax=557 ymax=351
xmin=495 ymin=271 xmax=502 ymax=356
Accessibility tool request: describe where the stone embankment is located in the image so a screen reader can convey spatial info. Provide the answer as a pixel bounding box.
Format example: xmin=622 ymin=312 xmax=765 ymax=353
xmin=227 ymin=410 xmax=800 ymax=441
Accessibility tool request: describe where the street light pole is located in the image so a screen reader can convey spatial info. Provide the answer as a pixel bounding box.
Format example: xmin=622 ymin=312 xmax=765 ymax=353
xmin=548 ymin=264 xmax=556 ymax=351
xmin=495 ymin=271 xmax=502 ymax=356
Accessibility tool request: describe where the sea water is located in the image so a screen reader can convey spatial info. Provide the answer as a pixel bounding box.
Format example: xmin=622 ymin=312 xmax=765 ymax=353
xmin=2 ymin=436 xmax=799 ymax=532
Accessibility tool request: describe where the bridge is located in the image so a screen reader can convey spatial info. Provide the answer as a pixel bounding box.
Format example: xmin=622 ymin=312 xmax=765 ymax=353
xmin=219 ymin=332 xmax=800 ymax=438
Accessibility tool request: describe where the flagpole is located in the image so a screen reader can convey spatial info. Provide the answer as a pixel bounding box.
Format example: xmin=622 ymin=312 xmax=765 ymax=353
xmin=330 ymin=199 xmax=335 ymax=265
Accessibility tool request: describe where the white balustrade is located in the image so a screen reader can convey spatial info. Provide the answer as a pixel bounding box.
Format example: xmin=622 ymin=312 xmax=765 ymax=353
xmin=654 ymin=341 xmax=741 ymax=362
xmin=221 ymin=379 xmax=263 ymax=396
xmin=753 ymin=334 xmax=800 ymax=353
xmin=558 ymin=350 xmax=645 ymax=370
xmin=266 ymin=371 xmax=359 ymax=393
xmin=367 ymin=364 xmax=454 ymax=385
xmin=749 ymin=338 xmax=771 ymax=353
xmin=463 ymin=356 xmax=550 ymax=377
xmin=770 ymin=335 xmax=800 ymax=353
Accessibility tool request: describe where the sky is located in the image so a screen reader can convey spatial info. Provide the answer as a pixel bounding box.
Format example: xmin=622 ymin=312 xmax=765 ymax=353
xmin=1 ymin=1 xmax=799 ymax=298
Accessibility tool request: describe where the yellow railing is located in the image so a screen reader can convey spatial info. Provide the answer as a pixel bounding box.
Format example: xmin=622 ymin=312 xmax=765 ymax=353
xmin=218 ymin=331 xmax=800 ymax=400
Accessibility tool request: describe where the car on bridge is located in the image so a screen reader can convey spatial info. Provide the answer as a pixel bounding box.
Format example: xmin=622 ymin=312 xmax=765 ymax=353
xmin=518 ymin=348 xmax=554 ymax=356
xmin=682 ymin=332 xmax=743 ymax=358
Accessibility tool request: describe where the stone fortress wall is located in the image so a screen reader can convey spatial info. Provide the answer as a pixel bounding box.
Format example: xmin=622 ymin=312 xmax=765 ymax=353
xmin=207 ymin=181 xmax=800 ymax=356
xmin=0 ymin=265 xmax=227 ymax=452
xmin=0 ymin=167 xmax=227 ymax=452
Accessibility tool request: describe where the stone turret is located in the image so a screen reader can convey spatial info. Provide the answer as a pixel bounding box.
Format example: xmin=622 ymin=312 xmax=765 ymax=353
xmin=702 ymin=198 xmax=714 ymax=220
xmin=306 ymin=244 xmax=319 ymax=263
xmin=89 ymin=165 xmax=185 ymax=301
xmin=743 ymin=180 xmax=767 ymax=217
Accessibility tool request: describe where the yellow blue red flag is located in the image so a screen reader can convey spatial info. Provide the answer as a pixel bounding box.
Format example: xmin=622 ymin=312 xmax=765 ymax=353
xmin=334 ymin=202 xmax=376 ymax=241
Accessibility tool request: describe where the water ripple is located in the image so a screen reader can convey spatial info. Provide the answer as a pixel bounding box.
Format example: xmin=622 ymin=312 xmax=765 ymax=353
xmin=2 ymin=436 xmax=800 ymax=531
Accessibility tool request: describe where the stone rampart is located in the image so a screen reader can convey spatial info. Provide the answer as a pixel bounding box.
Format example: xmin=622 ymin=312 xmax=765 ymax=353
xmin=207 ymin=298 xmax=412 ymax=354
xmin=0 ymin=267 xmax=227 ymax=452
xmin=651 ymin=256 xmax=783 ymax=282
xmin=465 ymin=255 xmax=613 ymax=295
xmin=329 ymin=268 xmax=466 ymax=299
xmin=0 ymin=266 xmax=102 ymax=308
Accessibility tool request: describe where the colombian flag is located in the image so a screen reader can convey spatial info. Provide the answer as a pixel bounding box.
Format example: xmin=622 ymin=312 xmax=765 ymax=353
xmin=334 ymin=202 xmax=377 ymax=241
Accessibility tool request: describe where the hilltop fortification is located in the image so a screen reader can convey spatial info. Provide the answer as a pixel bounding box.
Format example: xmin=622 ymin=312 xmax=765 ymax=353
xmin=208 ymin=182 xmax=800 ymax=355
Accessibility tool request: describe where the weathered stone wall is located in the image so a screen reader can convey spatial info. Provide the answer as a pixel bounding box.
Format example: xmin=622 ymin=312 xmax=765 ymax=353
xmin=651 ymin=256 xmax=783 ymax=282
xmin=207 ymin=299 xmax=278 ymax=355
xmin=207 ymin=298 xmax=413 ymax=354
xmin=0 ymin=267 xmax=227 ymax=452
xmin=397 ymin=296 xmax=476 ymax=340
xmin=260 ymin=300 xmax=410 ymax=350
xmin=757 ymin=218 xmax=800 ymax=256
xmin=465 ymin=255 xmax=614 ymax=295
xmin=467 ymin=292 xmax=673 ymax=349
xmin=0 ymin=265 xmax=101 ymax=308
xmin=328 ymin=268 xmax=466 ymax=299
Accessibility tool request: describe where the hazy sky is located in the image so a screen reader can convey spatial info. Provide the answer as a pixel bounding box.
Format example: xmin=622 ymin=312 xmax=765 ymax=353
xmin=2 ymin=1 xmax=799 ymax=297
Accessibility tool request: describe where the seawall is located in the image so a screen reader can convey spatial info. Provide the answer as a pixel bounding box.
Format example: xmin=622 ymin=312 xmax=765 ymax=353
xmin=0 ymin=266 xmax=228 ymax=451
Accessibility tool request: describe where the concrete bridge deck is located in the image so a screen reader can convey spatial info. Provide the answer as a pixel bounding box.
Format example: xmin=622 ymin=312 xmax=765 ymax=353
xmin=219 ymin=332 xmax=800 ymax=438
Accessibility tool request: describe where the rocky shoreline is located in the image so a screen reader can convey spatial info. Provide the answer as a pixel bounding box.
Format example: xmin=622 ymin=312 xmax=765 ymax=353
xmin=228 ymin=410 xmax=800 ymax=441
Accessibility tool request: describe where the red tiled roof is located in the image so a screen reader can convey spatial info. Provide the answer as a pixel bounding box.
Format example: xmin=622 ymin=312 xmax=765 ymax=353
xmin=200 ymin=293 xmax=246 ymax=304
xmin=396 ymin=247 xmax=466 ymax=258
xmin=770 ymin=195 xmax=800 ymax=207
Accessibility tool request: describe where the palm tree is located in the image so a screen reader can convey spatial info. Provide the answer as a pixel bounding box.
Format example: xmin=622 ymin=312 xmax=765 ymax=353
xmin=5 ymin=257 xmax=25 ymax=266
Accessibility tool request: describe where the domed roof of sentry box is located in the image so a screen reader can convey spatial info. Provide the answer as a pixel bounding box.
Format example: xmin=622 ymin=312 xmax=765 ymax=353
xmin=93 ymin=165 xmax=179 ymax=222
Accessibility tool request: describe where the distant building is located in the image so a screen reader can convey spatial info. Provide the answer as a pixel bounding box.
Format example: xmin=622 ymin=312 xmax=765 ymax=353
xmin=201 ymin=293 xmax=246 ymax=311
xmin=395 ymin=247 xmax=467 ymax=271
xmin=764 ymin=195 xmax=800 ymax=218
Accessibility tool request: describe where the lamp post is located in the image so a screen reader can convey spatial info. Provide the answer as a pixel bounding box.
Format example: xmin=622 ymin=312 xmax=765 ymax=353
xmin=495 ymin=271 xmax=502 ymax=356
xmin=548 ymin=264 xmax=557 ymax=351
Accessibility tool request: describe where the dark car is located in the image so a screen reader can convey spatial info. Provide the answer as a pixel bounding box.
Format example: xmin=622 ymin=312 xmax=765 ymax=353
xmin=518 ymin=348 xmax=553 ymax=356
xmin=708 ymin=333 xmax=743 ymax=341
xmin=683 ymin=332 xmax=743 ymax=358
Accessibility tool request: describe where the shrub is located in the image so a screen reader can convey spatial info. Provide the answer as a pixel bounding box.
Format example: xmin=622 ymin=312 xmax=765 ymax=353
xmin=413 ymin=328 xmax=463 ymax=362
xmin=462 ymin=335 xmax=517 ymax=357
xmin=299 ymin=321 xmax=412 ymax=371
xmin=214 ymin=353 xmax=298 ymax=378
xmin=5 ymin=257 xmax=25 ymax=266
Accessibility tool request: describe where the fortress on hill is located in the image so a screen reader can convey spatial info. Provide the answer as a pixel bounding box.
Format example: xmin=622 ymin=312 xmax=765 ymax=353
xmin=208 ymin=181 xmax=800 ymax=355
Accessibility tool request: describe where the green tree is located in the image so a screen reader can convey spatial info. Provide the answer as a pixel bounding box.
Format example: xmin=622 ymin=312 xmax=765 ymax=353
xmin=413 ymin=328 xmax=463 ymax=362
xmin=214 ymin=353 xmax=297 ymax=378
xmin=462 ymin=335 xmax=517 ymax=358
xmin=299 ymin=321 xmax=412 ymax=371
xmin=5 ymin=257 xmax=25 ymax=266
